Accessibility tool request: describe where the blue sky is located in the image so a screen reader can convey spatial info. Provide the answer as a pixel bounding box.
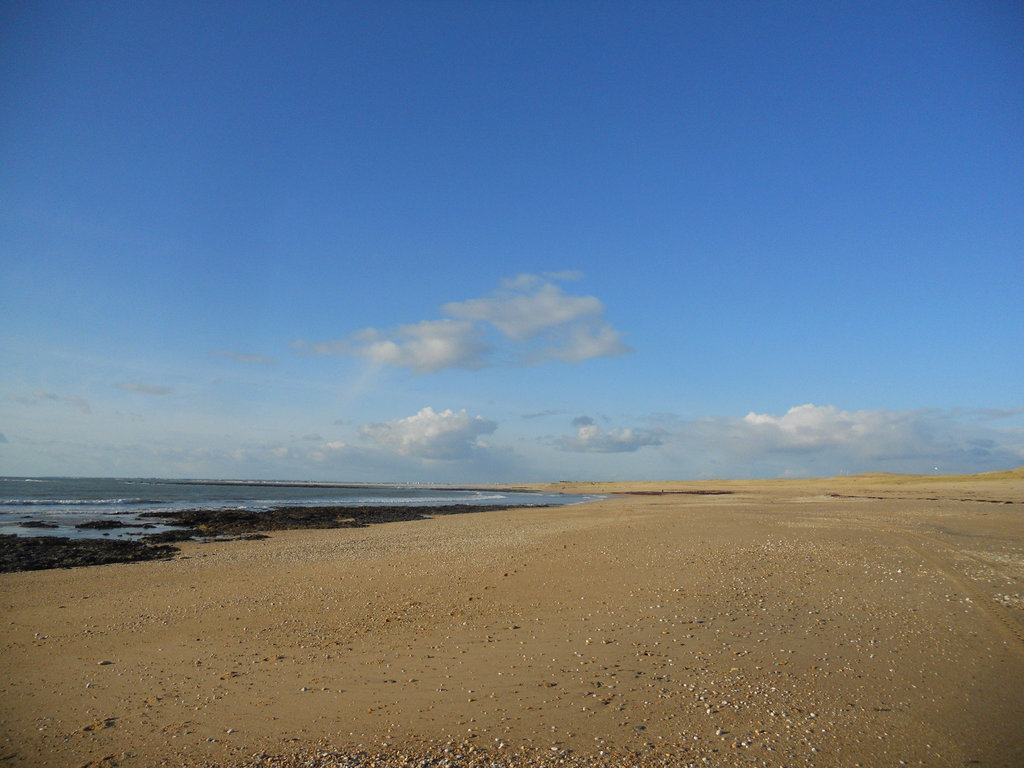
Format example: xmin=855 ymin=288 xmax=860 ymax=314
xmin=2 ymin=0 xmax=1022 ymax=481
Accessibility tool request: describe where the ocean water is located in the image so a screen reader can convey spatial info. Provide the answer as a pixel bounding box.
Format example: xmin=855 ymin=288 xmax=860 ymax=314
xmin=0 ymin=477 xmax=592 ymax=539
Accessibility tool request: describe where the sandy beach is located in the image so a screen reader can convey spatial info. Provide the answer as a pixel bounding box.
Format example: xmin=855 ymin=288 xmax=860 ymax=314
xmin=2 ymin=471 xmax=1023 ymax=767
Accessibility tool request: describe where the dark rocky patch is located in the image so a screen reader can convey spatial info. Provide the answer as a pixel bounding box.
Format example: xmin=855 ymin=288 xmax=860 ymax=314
xmin=0 ymin=534 xmax=178 ymax=573
xmin=75 ymin=520 xmax=148 ymax=530
xmin=139 ymin=503 xmax=526 ymax=537
xmin=3 ymin=504 xmax=542 ymax=572
xmin=142 ymin=528 xmax=203 ymax=543
xmin=19 ymin=520 xmax=59 ymax=529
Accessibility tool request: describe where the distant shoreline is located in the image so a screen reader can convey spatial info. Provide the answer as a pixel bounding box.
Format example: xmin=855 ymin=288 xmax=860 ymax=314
xmin=5 ymin=469 xmax=1019 ymax=573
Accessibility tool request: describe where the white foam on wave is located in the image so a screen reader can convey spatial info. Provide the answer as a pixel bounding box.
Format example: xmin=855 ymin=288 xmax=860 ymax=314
xmin=0 ymin=498 xmax=165 ymax=507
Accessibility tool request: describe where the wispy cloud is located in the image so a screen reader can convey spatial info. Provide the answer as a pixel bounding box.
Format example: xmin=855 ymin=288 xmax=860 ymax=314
xmin=954 ymin=407 xmax=1024 ymax=423
xmin=115 ymin=383 xmax=172 ymax=395
xmin=443 ymin=274 xmax=629 ymax=363
xmin=444 ymin=278 xmax=603 ymax=341
xmin=296 ymin=273 xmax=629 ymax=373
xmin=360 ymin=406 xmax=498 ymax=460
xmin=9 ymin=392 xmax=54 ymax=406
xmin=213 ymin=350 xmax=277 ymax=366
xmin=9 ymin=391 xmax=91 ymax=413
xmin=558 ymin=416 xmax=664 ymax=453
xmin=307 ymin=440 xmax=350 ymax=464
xmin=66 ymin=395 xmax=92 ymax=414
xmin=522 ymin=409 xmax=566 ymax=420
xmin=540 ymin=269 xmax=584 ymax=283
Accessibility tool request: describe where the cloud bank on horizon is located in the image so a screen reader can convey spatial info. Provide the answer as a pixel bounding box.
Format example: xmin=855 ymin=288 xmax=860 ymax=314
xmin=1 ymin=268 xmax=1022 ymax=481
xmin=4 ymin=377 xmax=1022 ymax=480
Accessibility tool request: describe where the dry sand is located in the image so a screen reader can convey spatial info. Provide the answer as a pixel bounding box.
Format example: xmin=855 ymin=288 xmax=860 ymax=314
xmin=2 ymin=471 xmax=1023 ymax=767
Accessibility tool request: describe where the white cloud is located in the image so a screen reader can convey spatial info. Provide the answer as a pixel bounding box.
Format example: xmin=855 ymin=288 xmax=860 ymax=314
xmin=299 ymin=320 xmax=489 ymax=373
xmin=297 ymin=273 xmax=629 ymax=373
xmin=360 ymin=407 xmax=498 ymax=460
xmin=739 ymin=403 xmax=908 ymax=452
xmin=547 ymin=322 xmax=629 ymax=363
xmin=558 ymin=421 xmax=664 ymax=453
xmin=353 ymin=320 xmax=490 ymax=373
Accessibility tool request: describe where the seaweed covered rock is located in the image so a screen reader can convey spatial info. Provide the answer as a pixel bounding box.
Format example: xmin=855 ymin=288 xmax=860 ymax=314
xmin=0 ymin=534 xmax=178 ymax=573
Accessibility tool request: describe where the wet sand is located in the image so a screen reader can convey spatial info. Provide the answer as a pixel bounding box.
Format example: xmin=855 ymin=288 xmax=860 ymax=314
xmin=2 ymin=471 xmax=1023 ymax=767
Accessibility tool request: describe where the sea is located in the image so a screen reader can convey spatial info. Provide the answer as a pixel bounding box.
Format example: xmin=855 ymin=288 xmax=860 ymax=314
xmin=0 ymin=477 xmax=593 ymax=540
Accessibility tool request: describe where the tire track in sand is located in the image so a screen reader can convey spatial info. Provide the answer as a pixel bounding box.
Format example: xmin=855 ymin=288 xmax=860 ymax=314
xmin=877 ymin=526 xmax=1024 ymax=653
